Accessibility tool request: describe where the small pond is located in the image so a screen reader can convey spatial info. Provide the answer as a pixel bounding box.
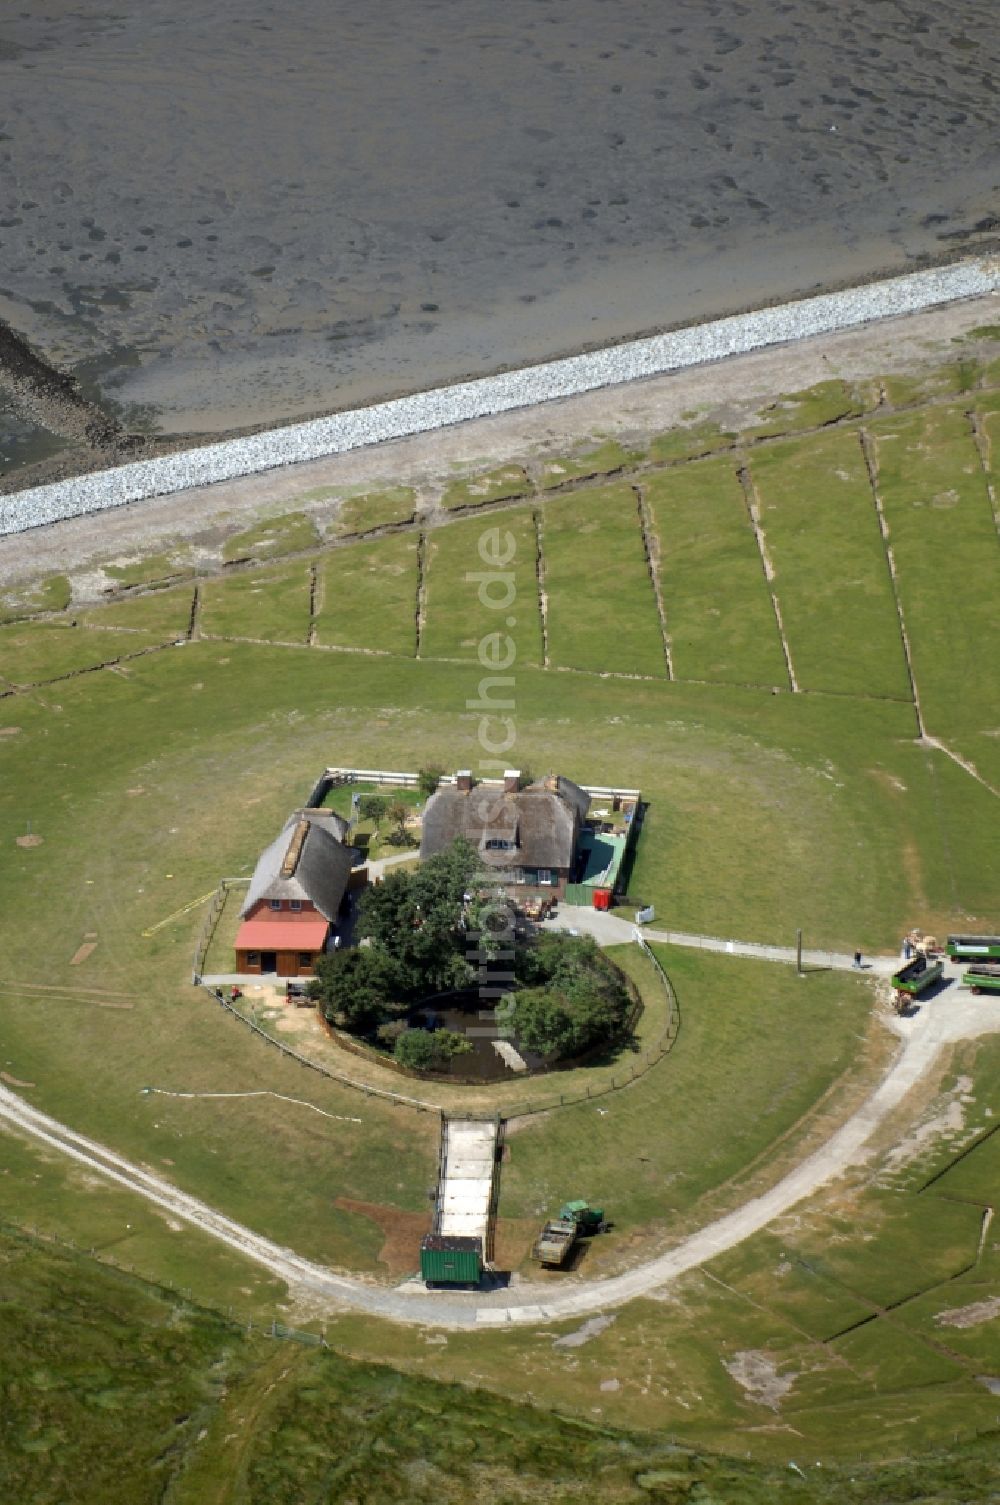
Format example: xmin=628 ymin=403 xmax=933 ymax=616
xmin=409 ymin=989 xmax=550 ymax=1082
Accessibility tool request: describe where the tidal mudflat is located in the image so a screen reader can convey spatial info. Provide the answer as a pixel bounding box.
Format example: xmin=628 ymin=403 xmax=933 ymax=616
xmin=0 ymin=0 xmax=996 ymax=482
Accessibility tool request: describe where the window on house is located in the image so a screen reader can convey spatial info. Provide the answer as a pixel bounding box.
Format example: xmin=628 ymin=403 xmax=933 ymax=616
xmin=269 ymin=899 xmax=282 ymax=911
xmin=298 ymin=953 xmax=312 ymax=967
xmin=537 ymin=869 xmax=553 ymax=885
xmin=246 ymin=952 xmax=260 ymax=966
xmin=485 ymin=838 xmax=514 ymax=851
xmin=290 ymin=900 xmax=302 ymax=911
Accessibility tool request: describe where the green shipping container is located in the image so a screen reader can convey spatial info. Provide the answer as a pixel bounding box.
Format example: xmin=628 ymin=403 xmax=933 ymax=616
xmin=420 ymin=1235 xmax=482 ymax=1285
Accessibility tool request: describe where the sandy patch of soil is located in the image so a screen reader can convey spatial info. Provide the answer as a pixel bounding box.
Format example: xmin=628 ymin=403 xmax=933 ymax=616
xmin=333 ymin=1197 xmax=432 ymax=1276
xmin=723 ymin=1350 xmax=797 ymax=1410
xmin=880 ymin=1073 xmax=976 ymax=1174
xmin=935 ymin=1295 xmax=1000 ymax=1330
xmin=0 ymin=1071 xmax=35 ymax=1088
xmin=15 ymin=834 xmax=42 ymax=847
xmin=70 ymin=942 xmax=97 ymax=965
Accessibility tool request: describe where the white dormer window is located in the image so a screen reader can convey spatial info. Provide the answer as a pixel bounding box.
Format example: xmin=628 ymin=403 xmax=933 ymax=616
xmin=270 ymin=899 xmax=282 ymax=910
xmin=485 ymin=838 xmax=515 ymax=851
xmin=290 ymin=900 xmax=302 ymax=911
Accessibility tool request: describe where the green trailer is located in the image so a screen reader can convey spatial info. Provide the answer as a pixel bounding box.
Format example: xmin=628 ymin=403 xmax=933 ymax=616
xmin=420 ymin=1234 xmax=482 ymax=1286
xmin=964 ymin=964 xmax=1000 ymax=996
xmin=891 ymin=954 xmax=944 ymax=1005
xmin=947 ymin=935 xmax=1000 ymax=963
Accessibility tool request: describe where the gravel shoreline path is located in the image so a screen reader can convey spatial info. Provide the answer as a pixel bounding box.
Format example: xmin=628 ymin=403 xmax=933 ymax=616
xmin=3 ymin=257 xmax=997 ymax=538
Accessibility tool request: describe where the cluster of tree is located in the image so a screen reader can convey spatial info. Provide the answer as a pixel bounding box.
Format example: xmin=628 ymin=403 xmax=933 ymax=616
xmin=382 ymin=1023 xmax=472 ymax=1071
xmin=309 ymin=839 xmax=482 ymax=1035
xmin=356 ymin=793 xmax=411 ymax=847
xmin=507 ymin=933 xmax=632 ymax=1060
xmin=310 ymin=840 xmax=630 ymax=1070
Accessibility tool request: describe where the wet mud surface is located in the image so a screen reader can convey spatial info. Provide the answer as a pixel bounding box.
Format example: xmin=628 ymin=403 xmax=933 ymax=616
xmin=0 ymin=0 xmax=997 ymax=482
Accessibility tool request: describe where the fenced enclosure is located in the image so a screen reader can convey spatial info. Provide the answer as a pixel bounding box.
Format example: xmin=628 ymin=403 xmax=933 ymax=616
xmin=192 ymin=876 xmax=250 ymax=983
xmin=198 ymin=935 xmax=680 ymax=1124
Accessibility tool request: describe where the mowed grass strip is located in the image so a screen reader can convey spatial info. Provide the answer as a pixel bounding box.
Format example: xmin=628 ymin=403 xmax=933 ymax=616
xmin=870 ymin=404 xmax=1000 ymax=783
xmin=422 ymin=509 xmax=543 ymax=665
xmin=316 ymin=533 xmax=418 ymax=655
xmin=0 ymin=621 xmax=168 ymax=687
xmin=644 ymin=459 xmax=786 ymax=685
xmin=749 ymin=430 xmax=911 ymax=698
xmin=540 ymin=483 xmax=665 ymax=676
xmin=200 ymin=560 xmax=313 ymax=643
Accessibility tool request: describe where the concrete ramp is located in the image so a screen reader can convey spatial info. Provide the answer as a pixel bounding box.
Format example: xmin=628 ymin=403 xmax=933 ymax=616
xmin=437 ymin=1118 xmax=499 ymax=1250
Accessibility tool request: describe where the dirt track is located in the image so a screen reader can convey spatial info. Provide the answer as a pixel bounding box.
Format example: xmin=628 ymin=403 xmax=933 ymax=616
xmin=2 ymin=969 xmax=996 ymax=1329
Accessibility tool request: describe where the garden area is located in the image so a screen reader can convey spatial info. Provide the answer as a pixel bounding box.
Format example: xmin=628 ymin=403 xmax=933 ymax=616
xmin=309 ymin=839 xmax=635 ymax=1079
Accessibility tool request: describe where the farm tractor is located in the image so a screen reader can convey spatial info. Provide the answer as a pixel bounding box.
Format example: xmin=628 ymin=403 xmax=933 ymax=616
xmin=532 ymin=1199 xmax=606 ymax=1268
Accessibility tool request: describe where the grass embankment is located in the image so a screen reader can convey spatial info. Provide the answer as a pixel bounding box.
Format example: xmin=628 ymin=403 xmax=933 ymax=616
xmin=643 ymin=459 xmax=786 ymax=685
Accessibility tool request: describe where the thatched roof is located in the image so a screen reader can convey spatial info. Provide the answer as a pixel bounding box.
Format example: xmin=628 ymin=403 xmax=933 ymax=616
xmin=420 ymin=775 xmax=589 ymax=871
xmin=242 ymin=809 xmax=353 ymax=920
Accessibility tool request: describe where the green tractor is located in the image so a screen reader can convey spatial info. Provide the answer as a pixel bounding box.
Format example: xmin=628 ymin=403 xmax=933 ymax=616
xmin=560 ymin=1200 xmax=606 ymax=1234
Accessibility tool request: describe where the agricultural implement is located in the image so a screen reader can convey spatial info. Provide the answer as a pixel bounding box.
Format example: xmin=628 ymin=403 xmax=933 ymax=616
xmin=532 ymin=1200 xmax=606 ymax=1267
xmin=891 ymin=953 xmax=944 ymax=1009
xmin=963 ymin=964 xmax=1000 ymax=997
xmin=946 ymin=935 xmax=1000 ymax=963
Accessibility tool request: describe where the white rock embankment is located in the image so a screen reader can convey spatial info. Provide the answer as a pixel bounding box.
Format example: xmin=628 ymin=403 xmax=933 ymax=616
xmin=2 ymin=257 xmax=997 ymax=537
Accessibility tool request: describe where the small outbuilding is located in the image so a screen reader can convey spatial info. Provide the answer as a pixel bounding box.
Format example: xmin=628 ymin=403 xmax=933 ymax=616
xmin=235 ymin=809 xmax=353 ymax=977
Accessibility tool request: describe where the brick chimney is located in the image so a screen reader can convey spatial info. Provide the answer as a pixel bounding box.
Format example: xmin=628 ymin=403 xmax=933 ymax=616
xmin=456 ymin=769 xmax=473 ymax=792
xmin=503 ymin=769 xmax=520 ymax=793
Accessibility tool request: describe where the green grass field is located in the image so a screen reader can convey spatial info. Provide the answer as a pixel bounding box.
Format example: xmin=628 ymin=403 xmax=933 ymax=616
xmin=327 ymin=484 xmax=418 ymax=536
xmin=3 ymin=338 xmax=1000 ymax=1487
xmin=422 ymin=508 xmax=544 ymax=665
xmin=441 ymin=462 xmax=531 ymax=510
xmin=740 ymin=377 xmax=869 ymax=439
xmin=200 ymin=560 xmax=313 ymax=643
xmin=748 ymin=429 xmax=911 ymax=698
xmin=316 ymin=533 xmax=418 ymax=655
xmin=0 ymin=621 xmax=170 ymax=687
xmin=540 ymin=482 xmax=666 ymax=676
xmin=497 ymin=945 xmax=876 ymax=1257
xmin=644 ymin=459 xmax=787 ymax=685
xmin=11 ymin=1223 xmax=1000 ymax=1505
xmin=869 ymin=404 xmax=1000 ymax=786
xmin=222 ymin=510 xmax=319 ymax=564
xmin=537 ymin=438 xmax=643 ymax=489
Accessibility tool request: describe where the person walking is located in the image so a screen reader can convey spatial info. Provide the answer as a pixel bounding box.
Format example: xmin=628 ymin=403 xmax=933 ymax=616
xmin=853 ymin=950 xmax=863 ymax=970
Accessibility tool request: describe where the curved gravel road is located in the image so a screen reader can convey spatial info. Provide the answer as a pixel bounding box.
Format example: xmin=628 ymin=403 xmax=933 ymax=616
xmin=2 ymin=971 xmax=997 ymax=1329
